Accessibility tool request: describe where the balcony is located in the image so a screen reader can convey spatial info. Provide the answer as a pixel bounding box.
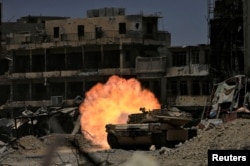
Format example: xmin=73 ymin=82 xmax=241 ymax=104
xmin=98 ymin=68 xmax=135 ymax=75
xmin=9 ymin=68 xmax=136 ymax=80
xmin=166 ymin=64 xmax=210 ymax=77
xmin=7 ymin=99 xmax=75 ymax=108
xmin=6 ymin=30 xmax=169 ymax=50
xmin=136 ymin=56 xmax=167 ymax=78
xmin=9 ymin=70 xmax=81 ymax=80
xmin=167 ymin=95 xmax=208 ymax=110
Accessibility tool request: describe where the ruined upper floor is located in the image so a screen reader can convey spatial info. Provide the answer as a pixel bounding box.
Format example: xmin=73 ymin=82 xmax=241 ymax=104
xmin=3 ymin=8 xmax=170 ymax=50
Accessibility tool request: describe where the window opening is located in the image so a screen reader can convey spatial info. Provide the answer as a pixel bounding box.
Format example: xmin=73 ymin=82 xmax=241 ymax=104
xmin=119 ymin=23 xmax=126 ymax=34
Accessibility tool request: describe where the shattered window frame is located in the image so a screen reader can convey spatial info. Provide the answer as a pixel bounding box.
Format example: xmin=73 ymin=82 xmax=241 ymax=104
xmin=202 ymin=82 xmax=210 ymax=95
xmin=180 ymin=80 xmax=188 ymax=95
xmin=170 ymin=80 xmax=178 ymax=95
xmin=119 ymin=22 xmax=126 ymax=34
xmin=172 ymin=51 xmax=186 ymax=67
xmin=77 ymin=25 xmax=85 ymax=40
xmin=192 ymin=80 xmax=200 ymax=96
xmin=53 ymin=27 xmax=60 ymax=38
xmin=191 ymin=50 xmax=199 ymax=64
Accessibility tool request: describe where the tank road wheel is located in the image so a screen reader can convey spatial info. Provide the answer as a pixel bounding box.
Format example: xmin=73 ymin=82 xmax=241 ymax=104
xmin=107 ymin=133 xmax=120 ymax=149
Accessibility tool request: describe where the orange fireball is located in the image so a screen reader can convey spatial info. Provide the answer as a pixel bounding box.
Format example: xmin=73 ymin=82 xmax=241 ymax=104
xmin=79 ymin=75 xmax=160 ymax=149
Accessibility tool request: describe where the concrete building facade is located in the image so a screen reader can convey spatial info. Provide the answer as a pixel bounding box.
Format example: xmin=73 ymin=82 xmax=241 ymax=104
xmin=208 ymin=0 xmax=245 ymax=78
xmin=166 ymin=45 xmax=211 ymax=111
xmin=0 ymin=8 xmax=170 ymax=110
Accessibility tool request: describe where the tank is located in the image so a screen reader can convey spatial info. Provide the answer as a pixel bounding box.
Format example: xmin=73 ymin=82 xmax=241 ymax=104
xmin=105 ymin=107 xmax=197 ymax=149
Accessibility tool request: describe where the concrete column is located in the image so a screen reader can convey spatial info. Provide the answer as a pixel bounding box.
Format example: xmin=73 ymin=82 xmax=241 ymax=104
xmin=0 ymin=3 xmax=2 ymax=52
xmin=44 ymin=48 xmax=49 ymax=99
xmin=29 ymin=83 xmax=32 ymax=100
xmin=9 ymin=82 xmax=14 ymax=132
xmin=149 ymin=81 xmax=154 ymax=94
xmin=243 ymin=0 xmax=250 ymax=74
xmin=160 ymin=77 xmax=167 ymax=105
xmin=29 ymin=49 xmax=32 ymax=72
xmin=9 ymin=51 xmax=14 ymax=74
xmin=120 ymin=39 xmax=124 ymax=73
xmin=44 ymin=48 xmax=47 ymax=72
xmin=10 ymin=82 xmax=13 ymax=102
xmin=187 ymin=79 xmax=192 ymax=95
xmin=82 ymin=80 xmax=86 ymax=96
xmin=64 ymin=82 xmax=67 ymax=99
xmin=64 ymin=47 xmax=68 ymax=70
xmin=199 ymin=81 xmax=203 ymax=95
xmin=101 ymin=45 xmax=104 ymax=68
xmin=177 ymin=80 xmax=180 ymax=96
xmin=81 ymin=46 xmax=85 ymax=69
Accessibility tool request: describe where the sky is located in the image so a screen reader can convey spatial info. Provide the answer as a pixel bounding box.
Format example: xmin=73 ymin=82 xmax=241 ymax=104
xmin=1 ymin=0 xmax=208 ymax=46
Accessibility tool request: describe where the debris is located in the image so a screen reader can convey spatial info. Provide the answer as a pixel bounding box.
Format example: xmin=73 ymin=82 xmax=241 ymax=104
xmin=203 ymin=75 xmax=250 ymax=122
xmin=159 ymin=147 xmax=172 ymax=155
xmin=0 ymin=118 xmax=249 ymax=165
xmin=121 ymin=152 xmax=159 ymax=166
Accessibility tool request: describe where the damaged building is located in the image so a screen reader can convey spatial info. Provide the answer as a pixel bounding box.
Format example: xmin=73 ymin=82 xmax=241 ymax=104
xmin=0 ymin=8 xmax=170 ymax=110
xmin=2 ymin=0 xmax=250 ymax=140
xmin=0 ymin=7 xmax=172 ymax=138
xmin=166 ymin=45 xmax=211 ymax=111
xmin=208 ymin=0 xmax=250 ymax=78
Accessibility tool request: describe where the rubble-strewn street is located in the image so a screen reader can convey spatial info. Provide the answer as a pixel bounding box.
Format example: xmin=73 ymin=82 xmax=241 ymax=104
xmin=0 ymin=118 xmax=250 ymax=166
xmin=1 ymin=1 xmax=250 ymax=165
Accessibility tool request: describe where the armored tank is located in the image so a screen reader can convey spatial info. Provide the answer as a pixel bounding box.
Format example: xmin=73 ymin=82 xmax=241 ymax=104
xmin=105 ymin=107 xmax=197 ymax=149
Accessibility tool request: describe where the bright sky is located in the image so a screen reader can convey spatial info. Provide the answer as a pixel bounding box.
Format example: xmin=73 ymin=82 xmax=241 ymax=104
xmin=1 ymin=0 xmax=208 ymax=46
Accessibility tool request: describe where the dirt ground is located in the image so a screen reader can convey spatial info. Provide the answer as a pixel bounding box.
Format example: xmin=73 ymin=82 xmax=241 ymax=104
xmin=1 ymin=118 xmax=250 ymax=166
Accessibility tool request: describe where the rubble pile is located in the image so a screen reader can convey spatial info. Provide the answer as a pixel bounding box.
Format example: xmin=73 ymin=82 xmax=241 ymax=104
xmin=0 ymin=134 xmax=100 ymax=165
xmin=0 ymin=118 xmax=250 ymax=165
xmin=15 ymin=135 xmax=47 ymax=156
xmin=84 ymin=118 xmax=250 ymax=165
xmin=154 ymin=118 xmax=250 ymax=165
